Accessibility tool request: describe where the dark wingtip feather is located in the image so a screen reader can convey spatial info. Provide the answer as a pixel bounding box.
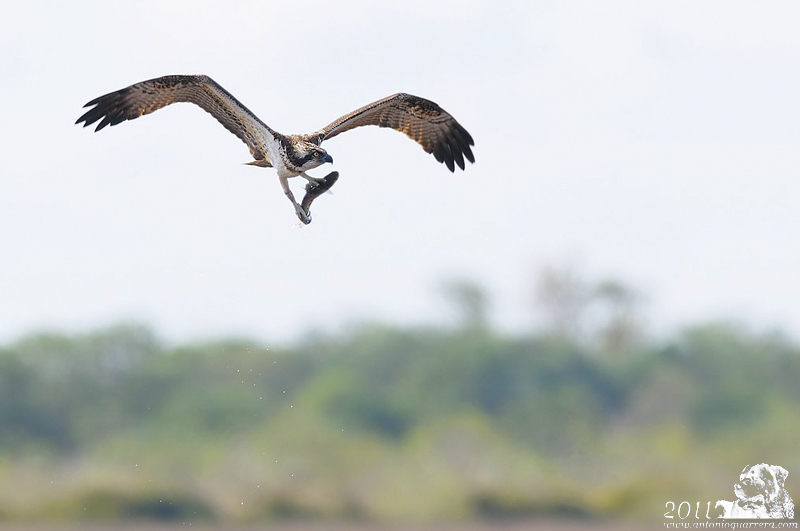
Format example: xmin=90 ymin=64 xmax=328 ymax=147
xmin=435 ymin=139 xmax=454 ymax=172
xmin=454 ymin=123 xmax=474 ymax=148
xmin=463 ymin=143 xmax=475 ymax=164
xmin=443 ymin=145 xmax=455 ymax=172
xmin=434 ymin=120 xmax=473 ymax=171
xmin=462 ymin=127 xmax=474 ymax=147
xmin=75 ymin=105 xmax=97 ymax=126
xmin=76 ymin=105 xmax=101 ymax=128
xmin=451 ymin=139 xmax=465 ymax=171
xmin=83 ymin=97 xmax=100 ymax=108
xmin=76 ymin=88 xmax=131 ymax=131
xmin=432 ymin=145 xmax=445 ymax=164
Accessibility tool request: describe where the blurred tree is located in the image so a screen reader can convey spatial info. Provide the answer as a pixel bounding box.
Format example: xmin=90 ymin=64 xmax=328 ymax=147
xmin=440 ymin=278 xmax=490 ymax=331
xmin=535 ymin=266 xmax=591 ymax=340
xmin=0 ymin=351 xmax=74 ymax=451
xmin=534 ymin=266 xmax=644 ymax=353
xmin=591 ymin=280 xmax=644 ymax=354
xmin=0 ymin=316 xmax=798 ymax=522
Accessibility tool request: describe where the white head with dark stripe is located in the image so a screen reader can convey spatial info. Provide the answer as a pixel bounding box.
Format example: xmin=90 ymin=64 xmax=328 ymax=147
xmin=286 ymin=139 xmax=333 ymax=172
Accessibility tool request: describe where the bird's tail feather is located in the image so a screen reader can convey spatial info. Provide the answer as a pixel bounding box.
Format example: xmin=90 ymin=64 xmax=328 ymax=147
xmin=244 ymin=159 xmax=271 ymax=168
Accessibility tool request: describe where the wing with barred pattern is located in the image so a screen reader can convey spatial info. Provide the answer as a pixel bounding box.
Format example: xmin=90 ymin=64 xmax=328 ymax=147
xmin=309 ymin=93 xmax=474 ymax=172
xmin=76 ymin=74 xmax=271 ymax=164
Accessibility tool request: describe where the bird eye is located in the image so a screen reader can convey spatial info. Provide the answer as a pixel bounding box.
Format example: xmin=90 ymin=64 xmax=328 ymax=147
xmin=313 ymin=152 xmax=320 ymax=157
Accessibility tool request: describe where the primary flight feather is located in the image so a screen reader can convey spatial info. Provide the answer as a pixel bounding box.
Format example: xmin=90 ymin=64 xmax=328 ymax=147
xmin=76 ymin=74 xmax=475 ymax=224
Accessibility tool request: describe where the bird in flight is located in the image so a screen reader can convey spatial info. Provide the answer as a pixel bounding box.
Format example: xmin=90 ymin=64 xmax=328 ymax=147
xmin=76 ymin=75 xmax=475 ymax=224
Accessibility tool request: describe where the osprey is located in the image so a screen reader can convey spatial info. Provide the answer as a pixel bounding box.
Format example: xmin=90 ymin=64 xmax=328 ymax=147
xmin=76 ymin=75 xmax=475 ymax=224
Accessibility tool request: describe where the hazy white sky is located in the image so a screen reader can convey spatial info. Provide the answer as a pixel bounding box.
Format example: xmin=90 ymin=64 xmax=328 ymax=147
xmin=1 ymin=1 xmax=799 ymax=343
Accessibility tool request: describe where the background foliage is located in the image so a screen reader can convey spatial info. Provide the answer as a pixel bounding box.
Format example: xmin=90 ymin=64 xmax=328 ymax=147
xmin=1 ymin=278 xmax=798 ymax=523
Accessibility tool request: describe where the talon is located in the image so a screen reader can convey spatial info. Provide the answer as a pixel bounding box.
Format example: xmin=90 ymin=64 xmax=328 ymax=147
xmin=295 ymin=206 xmax=312 ymax=225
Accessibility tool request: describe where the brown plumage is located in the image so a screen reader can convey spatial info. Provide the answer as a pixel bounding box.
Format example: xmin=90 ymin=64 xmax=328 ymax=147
xmin=309 ymin=93 xmax=475 ymax=172
xmin=77 ymin=74 xmax=474 ymax=223
xmin=76 ymin=75 xmax=271 ymax=164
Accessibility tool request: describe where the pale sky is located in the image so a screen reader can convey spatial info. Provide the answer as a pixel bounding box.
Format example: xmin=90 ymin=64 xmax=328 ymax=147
xmin=1 ymin=1 xmax=799 ymax=343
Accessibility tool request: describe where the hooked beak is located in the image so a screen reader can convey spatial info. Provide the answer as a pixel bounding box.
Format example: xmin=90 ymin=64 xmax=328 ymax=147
xmin=323 ymin=154 xmax=334 ymax=164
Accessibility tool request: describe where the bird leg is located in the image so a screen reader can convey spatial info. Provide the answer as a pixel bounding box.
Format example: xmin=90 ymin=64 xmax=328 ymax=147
xmin=300 ymin=172 xmax=327 ymax=186
xmin=301 ymin=171 xmax=339 ymax=217
xmin=280 ymin=175 xmax=311 ymax=224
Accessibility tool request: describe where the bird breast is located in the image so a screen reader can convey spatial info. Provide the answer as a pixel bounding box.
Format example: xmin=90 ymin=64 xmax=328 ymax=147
xmin=263 ymin=135 xmax=296 ymax=177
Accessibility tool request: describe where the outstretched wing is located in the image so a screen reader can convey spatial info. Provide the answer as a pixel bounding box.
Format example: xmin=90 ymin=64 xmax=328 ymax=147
xmin=76 ymin=74 xmax=272 ymax=164
xmin=309 ymin=93 xmax=474 ymax=172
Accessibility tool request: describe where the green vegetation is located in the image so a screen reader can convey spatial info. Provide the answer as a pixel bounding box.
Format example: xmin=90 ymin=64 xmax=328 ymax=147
xmin=0 ymin=316 xmax=798 ymax=523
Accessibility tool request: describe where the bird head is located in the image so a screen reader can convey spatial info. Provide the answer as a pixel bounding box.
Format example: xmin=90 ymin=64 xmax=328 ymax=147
xmin=291 ymin=141 xmax=334 ymax=171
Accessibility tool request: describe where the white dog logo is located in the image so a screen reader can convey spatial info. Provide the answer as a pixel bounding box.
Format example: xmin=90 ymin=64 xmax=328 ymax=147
xmin=717 ymin=463 xmax=794 ymax=519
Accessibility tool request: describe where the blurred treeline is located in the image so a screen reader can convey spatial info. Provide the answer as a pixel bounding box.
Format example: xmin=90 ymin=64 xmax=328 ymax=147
xmin=1 ymin=274 xmax=799 ymax=523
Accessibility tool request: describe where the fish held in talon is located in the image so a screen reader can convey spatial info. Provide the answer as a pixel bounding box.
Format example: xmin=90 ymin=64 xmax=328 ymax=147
xmin=301 ymin=171 xmax=340 ymax=222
